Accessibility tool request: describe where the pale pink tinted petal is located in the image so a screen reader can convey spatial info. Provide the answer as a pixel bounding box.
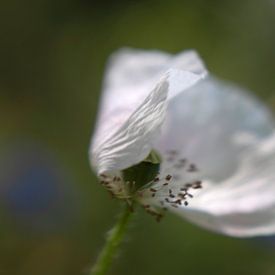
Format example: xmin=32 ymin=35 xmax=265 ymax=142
xmin=174 ymin=205 xmax=275 ymax=237
xmin=155 ymin=76 xmax=274 ymax=182
xmin=91 ymin=67 xmax=206 ymax=175
xmin=90 ymin=49 xmax=206 ymax=174
xmin=154 ymin=76 xmax=275 ymax=237
xmin=171 ymin=133 xmax=275 ymax=237
xmin=92 ymin=48 xmax=207 ymax=151
xmin=90 ymin=75 xmax=169 ymax=174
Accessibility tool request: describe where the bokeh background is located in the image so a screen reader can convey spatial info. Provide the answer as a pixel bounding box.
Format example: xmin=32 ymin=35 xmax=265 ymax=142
xmin=1 ymin=0 xmax=275 ymax=274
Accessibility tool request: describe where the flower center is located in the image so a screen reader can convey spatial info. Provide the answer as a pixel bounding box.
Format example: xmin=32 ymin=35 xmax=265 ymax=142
xmin=122 ymin=150 xmax=162 ymax=192
xmin=99 ymin=149 xmax=203 ymax=222
xmin=136 ymin=150 xmax=203 ymax=221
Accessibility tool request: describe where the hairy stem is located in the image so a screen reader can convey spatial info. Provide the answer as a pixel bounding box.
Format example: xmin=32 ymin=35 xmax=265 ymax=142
xmin=90 ymin=205 xmax=133 ymax=275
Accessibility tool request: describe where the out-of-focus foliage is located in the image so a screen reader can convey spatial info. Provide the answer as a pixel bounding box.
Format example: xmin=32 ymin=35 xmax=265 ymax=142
xmin=0 ymin=0 xmax=275 ymax=274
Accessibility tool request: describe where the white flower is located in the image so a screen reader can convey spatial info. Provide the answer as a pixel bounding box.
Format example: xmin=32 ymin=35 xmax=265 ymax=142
xmin=89 ymin=48 xmax=275 ymax=237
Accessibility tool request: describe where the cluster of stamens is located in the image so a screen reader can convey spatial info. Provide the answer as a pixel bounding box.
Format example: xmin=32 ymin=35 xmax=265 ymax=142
xmin=139 ymin=175 xmax=202 ymax=219
xmin=138 ymin=150 xmax=203 ymax=221
xmin=99 ymin=150 xmax=203 ymax=222
xmin=99 ymin=174 xmax=126 ymax=199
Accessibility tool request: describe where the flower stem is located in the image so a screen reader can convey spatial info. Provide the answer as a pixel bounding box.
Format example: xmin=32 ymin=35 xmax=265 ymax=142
xmin=90 ymin=205 xmax=133 ymax=275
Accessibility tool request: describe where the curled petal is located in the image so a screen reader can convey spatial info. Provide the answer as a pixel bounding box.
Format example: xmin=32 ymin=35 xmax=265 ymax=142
xmin=154 ymin=76 xmax=275 ymax=237
xmin=156 ymin=76 xmax=274 ymax=182
xmin=90 ymin=49 xmax=207 ymax=174
xmin=91 ymin=48 xmax=207 ymax=156
xmin=91 ymin=75 xmax=169 ymax=174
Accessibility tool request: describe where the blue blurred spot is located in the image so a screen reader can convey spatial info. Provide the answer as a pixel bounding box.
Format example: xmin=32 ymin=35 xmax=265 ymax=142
xmin=0 ymin=141 xmax=80 ymax=234
xmin=5 ymin=162 xmax=59 ymax=214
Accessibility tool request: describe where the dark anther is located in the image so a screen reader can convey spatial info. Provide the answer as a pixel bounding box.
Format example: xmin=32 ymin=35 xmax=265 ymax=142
xmin=187 ymin=164 xmax=198 ymax=172
xmin=185 ymin=183 xmax=193 ymax=188
xmin=178 ymin=193 xmax=187 ymax=199
xmin=192 ymin=181 xmax=202 ymax=189
xmin=156 ymin=214 xmax=163 ymax=222
xmin=108 ymin=191 xmax=114 ymax=198
xmin=175 ymin=159 xmax=187 ymax=169
xmin=168 ymin=150 xmax=177 ymax=155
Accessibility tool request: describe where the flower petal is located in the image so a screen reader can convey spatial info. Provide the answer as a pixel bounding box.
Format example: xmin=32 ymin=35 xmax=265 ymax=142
xmin=155 ymin=76 xmax=274 ymax=182
xmin=91 ymin=75 xmax=169 ymax=175
xmin=154 ymin=76 xmax=275 ymax=237
xmin=90 ymin=48 xmax=207 ymax=174
xmin=91 ymin=48 xmax=207 ymax=158
xmin=171 ymin=133 xmax=275 ymax=237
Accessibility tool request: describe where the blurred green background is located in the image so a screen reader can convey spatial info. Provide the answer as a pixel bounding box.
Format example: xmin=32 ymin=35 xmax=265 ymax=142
xmin=1 ymin=0 xmax=275 ymax=274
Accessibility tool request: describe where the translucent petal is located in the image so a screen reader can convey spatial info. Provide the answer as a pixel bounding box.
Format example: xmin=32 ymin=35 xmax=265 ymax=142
xmin=153 ymin=76 xmax=275 ymax=236
xmin=171 ymin=133 xmax=275 ymax=237
xmin=155 ymin=76 xmax=274 ymax=182
xmin=90 ymin=48 xmax=207 ymax=174
xmin=91 ymin=75 xmax=169 ymax=174
xmin=91 ymin=48 xmax=207 ymax=153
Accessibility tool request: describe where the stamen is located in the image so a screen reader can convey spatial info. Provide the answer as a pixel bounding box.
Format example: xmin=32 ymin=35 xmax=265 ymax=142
xmin=192 ymin=180 xmax=202 ymax=189
xmin=167 ymin=150 xmax=178 ymax=156
xmin=135 ymin=150 xmax=203 ymax=221
xmin=142 ymin=204 xmax=164 ymax=222
xmin=99 ymin=173 xmax=107 ymax=179
xmin=141 ymin=152 xmax=203 ymax=212
xmin=153 ymin=177 xmax=160 ymax=182
xmin=187 ymin=163 xmax=198 ymax=172
xmin=99 ymin=173 xmax=133 ymax=200
xmin=174 ymin=199 xmax=182 ymax=205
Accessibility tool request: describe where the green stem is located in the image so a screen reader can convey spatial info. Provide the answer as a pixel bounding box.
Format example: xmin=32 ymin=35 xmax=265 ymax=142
xmin=90 ymin=205 xmax=133 ymax=275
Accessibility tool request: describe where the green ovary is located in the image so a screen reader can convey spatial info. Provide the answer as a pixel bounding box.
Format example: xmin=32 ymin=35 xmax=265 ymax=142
xmin=122 ymin=150 xmax=161 ymax=192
